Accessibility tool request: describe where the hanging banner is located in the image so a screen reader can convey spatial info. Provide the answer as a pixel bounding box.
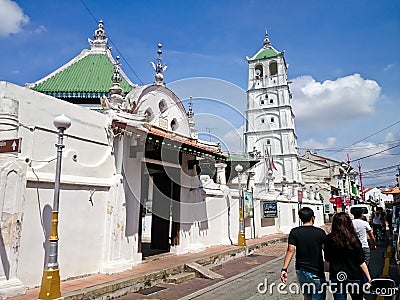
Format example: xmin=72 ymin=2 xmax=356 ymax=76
xmin=298 ymin=190 xmax=303 ymax=204
xmin=244 ymin=192 xmax=253 ymax=218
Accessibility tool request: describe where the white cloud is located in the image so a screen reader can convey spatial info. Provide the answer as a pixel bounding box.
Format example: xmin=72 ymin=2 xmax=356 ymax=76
xmin=299 ymin=137 xmax=336 ymax=152
xmin=384 ymin=63 xmax=395 ymax=72
xmin=34 ymin=25 xmax=47 ymax=34
xmin=221 ymin=125 xmax=244 ymax=153
xmin=291 ymin=74 xmax=381 ymax=130
xmin=0 ymin=0 xmax=29 ymax=37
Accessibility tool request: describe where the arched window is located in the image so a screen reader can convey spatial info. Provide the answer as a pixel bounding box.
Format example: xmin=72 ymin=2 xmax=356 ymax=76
xmin=171 ymin=118 xmax=179 ymax=131
xmin=145 ymin=107 xmax=154 ymax=121
xmin=269 ymin=61 xmax=278 ymax=76
xmin=255 ymin=64 xmax=263 ymax=78
xmin=159 ymin=99 xmax=167 ymax=113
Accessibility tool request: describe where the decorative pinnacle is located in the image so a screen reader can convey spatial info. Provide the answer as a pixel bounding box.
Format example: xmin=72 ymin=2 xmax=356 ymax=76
xmin=89 ymin=19 xmax=108 ymax=51
xmin=94 ymin=20 xmax=106 ymax=41
xmin=151 ymin=43 xmax=167 ymax=84
xmin=112 ymin=55 xmax=122 ymax=84
xmin=263 ymin=29 xmax=271 ymax=48
xmin=187 ymin=96 xmax=194 ymax=118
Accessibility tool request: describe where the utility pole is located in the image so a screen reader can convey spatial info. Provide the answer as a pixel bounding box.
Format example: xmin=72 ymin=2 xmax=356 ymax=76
xmin=206 ymin=127 xmax=215 ymax=142
xmin=358 ymin=161 xmax=364 ymax=201
xmin=397 ymin=165 xmax=400 ymax=187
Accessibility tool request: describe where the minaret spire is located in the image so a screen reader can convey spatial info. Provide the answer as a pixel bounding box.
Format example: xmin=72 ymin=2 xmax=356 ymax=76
xmin=263 ymin=29 xmax=271 ymax=48
xmin=150 ymin=43 xmax=168 ymax=84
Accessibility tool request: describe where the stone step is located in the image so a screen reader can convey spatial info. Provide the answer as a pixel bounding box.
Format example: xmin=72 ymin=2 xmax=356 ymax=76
xmin=186 ymin=262 xmax=224 ymax=279
xmin=165 ymin=272 xmax=196 ymax=284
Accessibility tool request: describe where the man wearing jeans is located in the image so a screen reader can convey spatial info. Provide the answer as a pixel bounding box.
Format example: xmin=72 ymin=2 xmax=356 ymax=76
xmin=280 ymin=207 xmax=326 ymax=300
xmin=351 ymin=207 xmax=376 ymax=266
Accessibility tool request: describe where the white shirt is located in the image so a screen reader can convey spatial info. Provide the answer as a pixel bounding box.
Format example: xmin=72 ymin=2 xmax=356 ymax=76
xmin=353 ymin=218 xmax=372 ymax=248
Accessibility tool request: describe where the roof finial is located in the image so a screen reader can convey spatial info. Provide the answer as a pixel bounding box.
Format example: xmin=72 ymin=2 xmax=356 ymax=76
xmin=89 ymin=19 xmax=109 ymax=52
xmin=109 ymin=55 xmax=124 ymax=105
xmin=150 ymin=43 xmax=168 ymax=84
xmin=111 ymin=55 xmax=122 ymax=84
xmin=187 ymin=96 xmax=197 ymax=139
xmin=187 ymin=96 xmax=194 ymax=118
xmin=263 ymin=29 xmax=271 ymax=48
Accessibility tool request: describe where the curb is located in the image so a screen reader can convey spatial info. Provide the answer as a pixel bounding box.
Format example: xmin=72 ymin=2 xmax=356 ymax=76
xmin=62 ymin=236 xmax=288 ymax=300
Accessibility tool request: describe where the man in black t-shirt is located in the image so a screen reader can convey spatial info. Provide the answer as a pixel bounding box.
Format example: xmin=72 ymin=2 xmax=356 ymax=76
xmin=280 ymin=207 xmax=326 ymax=300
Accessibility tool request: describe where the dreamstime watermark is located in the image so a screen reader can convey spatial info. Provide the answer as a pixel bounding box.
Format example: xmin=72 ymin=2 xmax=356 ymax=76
xmin=257 ymin=271 xmax=399 ymax=296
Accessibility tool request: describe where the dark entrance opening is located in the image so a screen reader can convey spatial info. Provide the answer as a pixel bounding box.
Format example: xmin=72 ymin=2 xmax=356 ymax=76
xmin=139 ymin=162 xmax=180 ymax=258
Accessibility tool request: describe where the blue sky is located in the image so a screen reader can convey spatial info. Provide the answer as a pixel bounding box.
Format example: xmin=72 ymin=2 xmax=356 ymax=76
xmin=0 ymin=0 xmax=399 ymax=188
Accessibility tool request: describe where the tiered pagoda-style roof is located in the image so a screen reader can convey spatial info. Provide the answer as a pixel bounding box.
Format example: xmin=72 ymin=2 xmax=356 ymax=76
xmin=25 ymin=20 xmax=136 ymax=106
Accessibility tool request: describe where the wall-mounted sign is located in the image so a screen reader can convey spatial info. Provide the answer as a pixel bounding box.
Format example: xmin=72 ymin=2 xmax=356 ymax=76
xmin=324 ymin=204 xmax=331 ymax=214
xmin=244 ymin=192 xmax=253 ymax=218
xmin=263 ymin=201 xmax=277 ymax=218
xmin=159 ymin=117 xmax=168 ymax=130
xmin=0 ymin=138 xmax=21 ymax=153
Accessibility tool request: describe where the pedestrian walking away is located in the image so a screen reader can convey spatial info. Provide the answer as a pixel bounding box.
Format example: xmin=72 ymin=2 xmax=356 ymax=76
xmin=280 ymin=207 xmax=326 ymax=300
xmin=351 ymin=207 xmax=376 ymax=266
xmin=370 ymin=206 xmax=386 ymax=243
xmin=325 ymin=212 xmax=372 ymax=300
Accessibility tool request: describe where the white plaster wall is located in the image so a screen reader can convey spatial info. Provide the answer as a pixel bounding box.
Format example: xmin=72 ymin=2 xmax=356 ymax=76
xmin=253 ymin=199 xmax=278 ymax=237
xmin=278 ymin=202 xmax=299 ymax=234
xmin=0 ymin=82 xmax=135 ymax=288
xmin=119 ymin=135 xmax=143 ymax=264
xmin=364 ymin=188 xmax=393 ymax=208
xmin=135 ymin=89 xmax=190 ymax=136
xmin=176 ymin=181 xmax=240 ymax=254
xmin=18 ymin=186 xmax=108 ymax=287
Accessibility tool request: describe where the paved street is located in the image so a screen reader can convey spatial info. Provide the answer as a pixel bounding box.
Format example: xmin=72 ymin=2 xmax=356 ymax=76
xmin=117 ymin=237 xmax=399 ymax=300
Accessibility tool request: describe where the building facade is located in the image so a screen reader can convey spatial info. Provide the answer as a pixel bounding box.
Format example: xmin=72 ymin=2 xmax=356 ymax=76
xmin=0 ymin=24 xmax=324 ymax=298
xmin=244 ymin=32 xmax=301 ymax=193
xmin=300 ymin=150 xmax=360 ymax=218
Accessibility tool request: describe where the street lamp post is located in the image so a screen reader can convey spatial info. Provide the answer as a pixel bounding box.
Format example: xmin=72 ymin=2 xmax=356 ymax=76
xmin=39 ymin=114 xmax=71 ymax=300
xmin=235 ymin=164 xmax=246 ymax=246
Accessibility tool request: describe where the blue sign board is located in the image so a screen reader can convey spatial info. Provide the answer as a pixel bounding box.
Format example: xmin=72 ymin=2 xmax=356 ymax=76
xmin=263 ymin=201 xmax=277 ymax=218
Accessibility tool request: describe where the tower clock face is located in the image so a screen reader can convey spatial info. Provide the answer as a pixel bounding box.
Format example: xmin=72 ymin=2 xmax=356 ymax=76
xmin=255 ymin=69 xmax=261 ymax=76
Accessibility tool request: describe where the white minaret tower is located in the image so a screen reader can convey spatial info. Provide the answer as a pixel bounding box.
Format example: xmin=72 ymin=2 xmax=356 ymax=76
xmin=244 ymin=31 xmax=301 ymax=194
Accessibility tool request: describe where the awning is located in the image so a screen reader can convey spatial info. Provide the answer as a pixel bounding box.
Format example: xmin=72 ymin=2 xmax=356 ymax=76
xmin=146 ymin=126 xmax=227 ymax=161
xmin=110 ymin=120 xmax=227 ymax=161
xmin=382 ymin=187 xmax=400 ymax=195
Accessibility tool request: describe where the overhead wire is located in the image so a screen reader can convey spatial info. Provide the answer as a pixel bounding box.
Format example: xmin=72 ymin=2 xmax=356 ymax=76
xmin=326 ymin=120 xmax=400 ymax=157
xmin=297 ymin=139 xmax=400 ymax=152
xmin=80 ymin=0 xmax=144 ymax=85
xmin=351 ymin=143 xmax=400 ymax=162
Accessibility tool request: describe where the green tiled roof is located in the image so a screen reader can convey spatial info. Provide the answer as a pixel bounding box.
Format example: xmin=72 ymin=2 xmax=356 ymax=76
xmin=254 ymin=48 xmax=279 ymax=60
xmin=32 ymin=54 xmax=133 ymax=95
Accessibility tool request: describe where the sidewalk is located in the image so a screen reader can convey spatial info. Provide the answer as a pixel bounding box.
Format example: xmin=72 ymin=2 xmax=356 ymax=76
xmin=10 ymin=234 xmax=287 ymax=300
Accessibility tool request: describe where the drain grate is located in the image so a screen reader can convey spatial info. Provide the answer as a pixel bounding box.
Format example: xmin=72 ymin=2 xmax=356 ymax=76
xmin=136 ymin=285 xmax=167 ymax=295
